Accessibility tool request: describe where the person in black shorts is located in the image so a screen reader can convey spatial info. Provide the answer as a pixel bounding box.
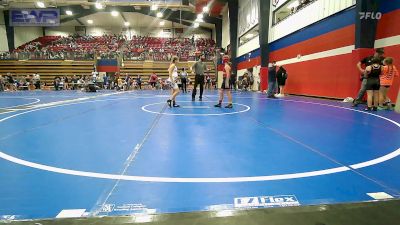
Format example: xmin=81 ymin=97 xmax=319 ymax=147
xmin=214 ymin=55 xmax=233 ymax=108
xmin=364 ymin=57 xmax=381 ymax=111
xmin=353 ymin=48 xmax=384 ymax=106
xmin=276 ymin=66 xmax=287 ymax=97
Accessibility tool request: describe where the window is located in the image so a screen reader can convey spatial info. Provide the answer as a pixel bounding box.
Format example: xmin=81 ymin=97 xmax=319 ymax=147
xmin=272 ymin=0 xmax=317 ymax=25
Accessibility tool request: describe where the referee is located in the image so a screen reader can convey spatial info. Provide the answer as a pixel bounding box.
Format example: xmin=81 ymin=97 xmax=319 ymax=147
xmin=191 ymin=55 xmax=207 ymax=101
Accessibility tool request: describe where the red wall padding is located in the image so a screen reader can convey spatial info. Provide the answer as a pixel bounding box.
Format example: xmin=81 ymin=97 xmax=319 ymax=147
xmin=376 ymin=9 xmax=400 ymax=39
xmin=270 ymin=25 xmax=355 ymax=62
xmin=382 ymin=44 xmax=400 ymax=102
xmin=282 ymin=53 xmax=359 ymax=98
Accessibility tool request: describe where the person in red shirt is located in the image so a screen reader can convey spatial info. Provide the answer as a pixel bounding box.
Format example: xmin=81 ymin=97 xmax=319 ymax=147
xmin=149 ymin=73 xmax=158 ymax=89
xmin=215 ymin=55 xmax=233 ymax=108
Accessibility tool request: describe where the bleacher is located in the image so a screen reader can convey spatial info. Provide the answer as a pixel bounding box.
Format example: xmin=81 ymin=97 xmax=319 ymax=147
xmin=0 ymin=35 xmax=217 ymax=90
xmin=0 ymin=60 xmax=94 ymax=87
xmin=0 ymin=59 xmax=216 ymax=89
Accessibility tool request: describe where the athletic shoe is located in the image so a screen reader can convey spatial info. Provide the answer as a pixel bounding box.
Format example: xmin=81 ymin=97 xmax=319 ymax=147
xmin=173 ymin=101 xmax=180 ymax=107
xmin=372 ymin=107 xmax=377 ymax=111
xmin=214 ymin=103 xmax=222 ymax=107
xmin=167 ymin=99 xmax=172 ymax=108
xmin=364 ymin=107 xmax=372 ymax=111
xmin=192 ymin=97 xmax=195 ymax=101
xmin=199 ymin=97 xmax=202 ymax=101
xmin=225 ymin=104 xmax=233 ymax=108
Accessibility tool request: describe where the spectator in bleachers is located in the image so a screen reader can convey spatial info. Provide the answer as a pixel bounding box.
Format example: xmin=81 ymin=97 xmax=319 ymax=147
xmin=136 ymin=75 xmax=142 ymax=90
xmin=180 ymin=68 xmax=188 ymax=93
xmin=0 ymin=75 xmax=4 ymax=92
xmin=149 ymin=73 xmax=158 ymax=89
xmin=32 ymin=73 xmax=41 ymax=89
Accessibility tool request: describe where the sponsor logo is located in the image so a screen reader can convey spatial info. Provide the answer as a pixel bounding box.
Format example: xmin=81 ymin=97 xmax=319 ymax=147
xmin=99 ymin=203 xmax=156 ymax=214
xmin=234 ymin=195 xmax=300 ymax=208
xmin=359 ymin=12 xmax=382 ymax=20
xmin=10 ymin=9 xmax=60 ymax=26
xmin=101 ymin=204 xmax=115 ymax=213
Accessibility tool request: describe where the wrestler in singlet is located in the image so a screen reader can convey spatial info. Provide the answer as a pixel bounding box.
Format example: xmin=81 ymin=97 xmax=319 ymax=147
xmin=167 ymin=56 xmax=180 ymax=107
xmin=221 ymin=64 xmax=231 ymax=89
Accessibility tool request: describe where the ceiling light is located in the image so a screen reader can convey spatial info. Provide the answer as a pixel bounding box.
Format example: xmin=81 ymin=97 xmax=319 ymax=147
xmin=151 ymin=4 xmax=158 ymax=11
xmin=111 ymin=11 xmax=119 ymax=17
xmin=124 ymin=21 xmax=130 ymax=27
xmin=36 ymin=1 xmax=45 ymax=8
xmin=66 ymin=10 xmax=73 ymax=16
xmin=197 ymin=14 xmax=204 ymax=19
xmin=202 ymin=6 xmax=209 ymax=13
xmin=159 ymin=21 xmax=165 ymax=26
xmin=87 ymin=19 xmax=93 ymax=24
xmin=95 ymin=2 xmax=104 ymax=9
xmin=194 ymin=22 xmax=199 ymax=28
xmin=156 ymin=12 xmax=163 ymax=18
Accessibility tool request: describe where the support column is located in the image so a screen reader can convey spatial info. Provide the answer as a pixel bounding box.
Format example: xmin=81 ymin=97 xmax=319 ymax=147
xmin=3 ymin=10 xmax=15 ymax=51
xmin=215 ymin=20 xmax=222 ymax=49
xmin=259 ymin=0 xmax=271 ymax=91
xmin=228 ymin=0 xmax=238 ymax=76
xmin=351 ymin=0 xmax=381 ymax=96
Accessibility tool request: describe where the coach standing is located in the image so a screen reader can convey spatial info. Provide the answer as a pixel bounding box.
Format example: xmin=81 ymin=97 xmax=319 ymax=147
xmin=191 ymin=55 xmax=207 ymax=101
xmin=353 ymin=48 xmax=385 ymax=106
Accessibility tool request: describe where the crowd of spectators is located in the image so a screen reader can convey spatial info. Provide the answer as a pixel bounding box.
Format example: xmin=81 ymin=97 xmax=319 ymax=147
xmin=123 ymin=36 xmax=215 ymax=61
xmin=1 ymin=34 xmax=216 ymax=61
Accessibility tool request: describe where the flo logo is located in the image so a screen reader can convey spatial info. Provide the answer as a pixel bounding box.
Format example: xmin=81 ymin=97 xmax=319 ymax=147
xmin=359 ymin=12 xmax=382 ymax=20
xmin=234 ymin=195 xmax=300 ymax=208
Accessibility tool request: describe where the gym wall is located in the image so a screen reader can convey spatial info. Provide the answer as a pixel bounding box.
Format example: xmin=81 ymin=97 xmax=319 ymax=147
xmin=0 ymin=10 xmax=8 ymax=51
xmin=14 ymin=26 xmax=43 ymax=48
xmin=235 ymin=0 xmax=400 ymax=101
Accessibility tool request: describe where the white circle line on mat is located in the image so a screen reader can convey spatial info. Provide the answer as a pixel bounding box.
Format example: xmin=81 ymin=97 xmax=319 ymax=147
xmin=0 ymin=98 xmax=399 ymax=183
xmin=141 ymin=101 xmax=251 ymax=116
xmin=0 ymin=97 xmax=40 ymax=109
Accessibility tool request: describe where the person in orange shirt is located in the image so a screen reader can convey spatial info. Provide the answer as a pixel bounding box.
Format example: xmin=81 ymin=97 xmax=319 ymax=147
xmin=379 ymin=57 xmax=399 ymax=110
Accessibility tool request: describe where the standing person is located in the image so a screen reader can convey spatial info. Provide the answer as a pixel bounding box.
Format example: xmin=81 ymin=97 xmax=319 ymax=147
xmin=191 ymin=55 xmax=207 ymax=101
xmin=125 ymin=74 xmax=130 ymax=90
xmin=149 ymin=73 xmax=158 ymax=89
xmin=0 ymin=75 xmax=4 ymax=92
xmin=33 ymin=73 xmax=41 ymax=89
xmin=364 ymin=57 xmax=382 ymax=111
xmin=167 ymin=56 xmax=180 ymax=107
xmin=180 ymin=68 xmax=188 ymax=93
xmin=378 ymin=57 xmax=399 ymax=110
xmin=276 ymin=66 xmax=288 ymax=97
xmin=214 ymin=55 xmax=233 ymax=108
xmin=247 ymin=68 xmax=254 ymax=91
xmin=136 ymin=75 xmax=142 ymax=90
xmin=266 ymin=61 xmax=278 ymax=98
xmin=353 ymin=48 xmax=385 ymax=106
xmin=206 ymin=74 xmax=211 ymax=90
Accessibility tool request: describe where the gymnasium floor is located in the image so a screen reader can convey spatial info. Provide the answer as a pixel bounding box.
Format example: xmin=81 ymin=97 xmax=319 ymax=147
xmin=0 ymin=90 xmax=399 ymax=222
